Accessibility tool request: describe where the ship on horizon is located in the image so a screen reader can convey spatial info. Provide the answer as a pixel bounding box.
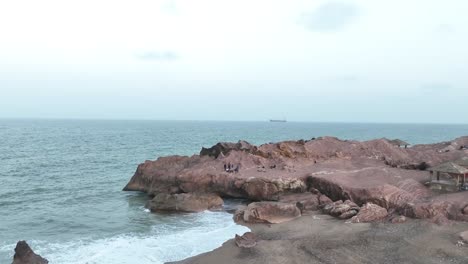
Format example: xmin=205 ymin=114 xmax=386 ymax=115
xmin=269 ymin=119 xmax=287 ymax=122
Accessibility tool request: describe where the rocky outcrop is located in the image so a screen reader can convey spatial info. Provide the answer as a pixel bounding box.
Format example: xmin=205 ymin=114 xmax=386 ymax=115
xmin=12 ymin=241 xmax=48 ymax=264
xmin=124 ymin=136 xmax=468 ymax=223
xmin=235 ymin=232 xmax=258 ymax=248
xmin=351 ymin=203 xmax=388 ymax=223
xmin=242 ymin=202 xmax=301 ymax=224
xmin=146 ymin=193 xmax=223 ymax=212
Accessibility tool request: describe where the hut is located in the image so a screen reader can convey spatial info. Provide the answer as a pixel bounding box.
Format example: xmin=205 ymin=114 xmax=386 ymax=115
xmin=390 ymin=139 xmax=410 ymax=148
xmin=428 ymin=162 xmax=468 ymax=190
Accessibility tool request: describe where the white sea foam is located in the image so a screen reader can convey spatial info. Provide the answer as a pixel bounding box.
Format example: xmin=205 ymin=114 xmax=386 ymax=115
xmin=1 ymin=211 xmax=249 ymax=264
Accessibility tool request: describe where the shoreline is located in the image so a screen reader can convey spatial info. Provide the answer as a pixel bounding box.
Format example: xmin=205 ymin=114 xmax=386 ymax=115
xmin=170 ymin=211 xmax=468 ymax=264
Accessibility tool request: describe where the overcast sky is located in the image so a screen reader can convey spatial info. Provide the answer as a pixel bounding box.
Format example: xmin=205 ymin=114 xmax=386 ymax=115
xmin=0 ymin=0 xmax=467 ymax=123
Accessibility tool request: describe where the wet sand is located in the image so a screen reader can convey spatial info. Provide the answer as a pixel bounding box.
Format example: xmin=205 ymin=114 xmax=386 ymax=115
xmin=170 ymin=212 xmax=468 ymax=264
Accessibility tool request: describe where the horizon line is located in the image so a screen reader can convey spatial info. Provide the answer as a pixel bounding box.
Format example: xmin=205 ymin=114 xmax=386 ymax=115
xmin=1 ymin=117 xmax=468 ymax=126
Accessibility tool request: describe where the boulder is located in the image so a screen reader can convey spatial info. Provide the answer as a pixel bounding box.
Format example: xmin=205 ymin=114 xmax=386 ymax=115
xmin=243 ymin=202 xmax=301 ymax=224
xmin=460 ymin=230 xmax=468 ymax=243
xmin=351 ymin=203 xmax=388 ymax=223
xmin=235 ymin=232 xmax=258 ymax=248
xmin=12 ymin=241 xmax=48 ymax=264
xmin=146 ymin=193 xmax=223 ymax=212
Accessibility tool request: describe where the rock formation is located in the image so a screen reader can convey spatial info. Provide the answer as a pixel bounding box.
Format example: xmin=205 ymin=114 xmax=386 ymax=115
xmin=124 ymin=136 xmax=468 ymax=223
xmin=12 ymin=241 xmax=48 ymax=264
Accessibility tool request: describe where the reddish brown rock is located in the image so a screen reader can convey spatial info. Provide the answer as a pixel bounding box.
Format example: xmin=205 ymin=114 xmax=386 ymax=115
xmin=235 ymin=232 xmax=258 ymax=248
xmin=146 ymin=193 xmax=223 ymax=212
xmin=12 ymin=241 xmax=48 ymax=264
xmin=243 ymin=202 xmax=301 ymax=224
xmin=124 ymin=136 xmax=468 ymax=223
xmin=351 ymin=203 xmax=388 ymax=223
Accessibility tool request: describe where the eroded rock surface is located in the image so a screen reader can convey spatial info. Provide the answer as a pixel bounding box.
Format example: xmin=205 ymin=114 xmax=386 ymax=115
xmin=12 ymin=241 xmax=48 ymax=264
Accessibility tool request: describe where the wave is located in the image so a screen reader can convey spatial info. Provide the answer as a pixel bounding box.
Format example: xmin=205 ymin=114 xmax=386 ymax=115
xmin=0 ymin=211 xmax=249 ymax=264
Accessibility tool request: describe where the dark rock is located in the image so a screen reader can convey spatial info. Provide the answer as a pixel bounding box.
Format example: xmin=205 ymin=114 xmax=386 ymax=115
xmin=12 ymin=241 xmax=48 ymax=264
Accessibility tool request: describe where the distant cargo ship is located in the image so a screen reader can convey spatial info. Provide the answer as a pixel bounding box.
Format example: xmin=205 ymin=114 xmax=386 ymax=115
xmin=269 ymin=119 xmax=287 ymax=122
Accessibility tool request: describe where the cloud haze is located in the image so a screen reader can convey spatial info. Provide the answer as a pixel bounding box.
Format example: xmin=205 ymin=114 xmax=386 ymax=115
xmin=0 ymin=0 xmax=467 ymax=123
xmin=301 ymin=2 xmax=360 ymax=32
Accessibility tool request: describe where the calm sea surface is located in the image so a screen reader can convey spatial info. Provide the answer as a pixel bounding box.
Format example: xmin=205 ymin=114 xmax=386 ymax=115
xmin=1 ymin=120 xmax=467 ymax=263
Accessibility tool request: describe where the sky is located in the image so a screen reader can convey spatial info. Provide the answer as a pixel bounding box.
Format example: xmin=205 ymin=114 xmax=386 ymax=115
xmin=0 ymin=0 xmax=467 ymax=123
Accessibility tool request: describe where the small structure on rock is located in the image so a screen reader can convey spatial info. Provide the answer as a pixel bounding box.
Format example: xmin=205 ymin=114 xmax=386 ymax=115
xmin=428 ymin=162 xmax=468 ymax=191
xmin=390 ymin=139 xmax=410 ymax=149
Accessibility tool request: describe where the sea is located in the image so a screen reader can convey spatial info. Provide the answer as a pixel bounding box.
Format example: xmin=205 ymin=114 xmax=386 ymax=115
xmin=1 ymin=119 xmax=468 ymax=263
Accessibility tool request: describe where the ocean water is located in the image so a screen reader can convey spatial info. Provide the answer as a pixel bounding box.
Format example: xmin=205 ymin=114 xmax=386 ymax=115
xmin=1 ymin=119 xmax=467 ymax=263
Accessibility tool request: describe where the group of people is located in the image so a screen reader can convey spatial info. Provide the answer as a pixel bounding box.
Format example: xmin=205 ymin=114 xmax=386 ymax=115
xmin=224 ymin=162 xmax=240 ymax=173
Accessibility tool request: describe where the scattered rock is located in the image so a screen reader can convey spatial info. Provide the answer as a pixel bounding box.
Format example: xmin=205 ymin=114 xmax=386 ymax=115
xmin=235 ymin=232 xmax=258 ymax=248
xmin=243 ymin=202 xmax=301 ymax=224
xmin=146 ymin=193 xmax=223 ymax=212
xmin=351 ymin=203 xmax=388 ymax=223
xmin=12 ymin=241 xmax=48 ymax=264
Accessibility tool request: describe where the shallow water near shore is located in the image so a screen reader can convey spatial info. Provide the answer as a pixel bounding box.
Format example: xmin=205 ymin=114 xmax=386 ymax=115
xmin=1 ymin=119 xmax=468 ymax=263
